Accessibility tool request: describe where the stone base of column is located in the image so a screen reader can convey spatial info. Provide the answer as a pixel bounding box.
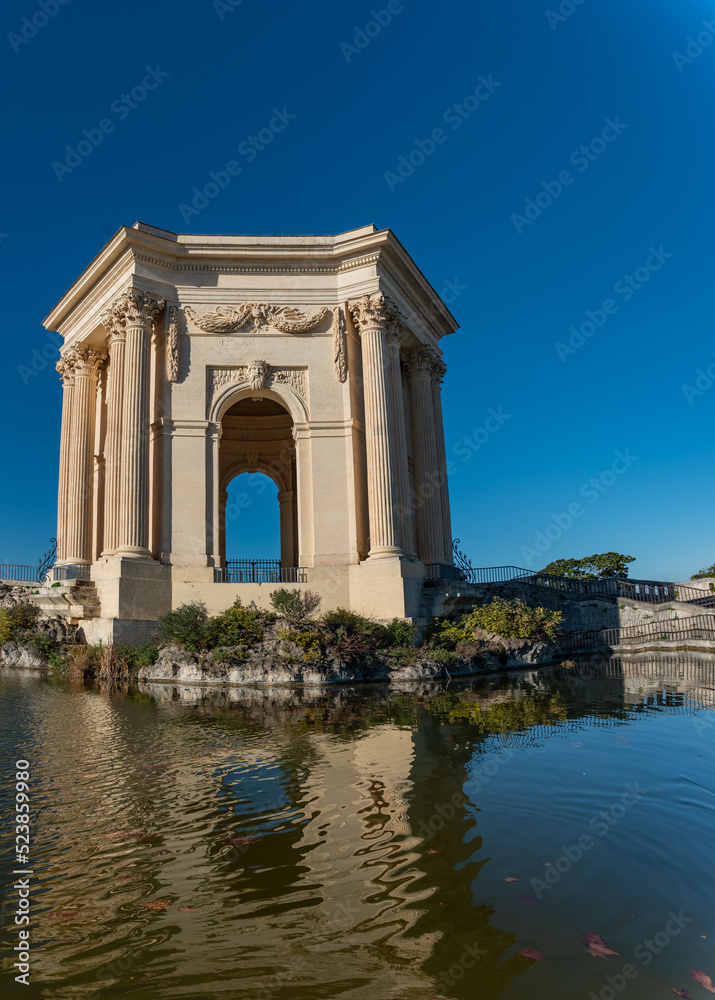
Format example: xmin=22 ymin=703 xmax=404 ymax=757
xmin=113 ymin=546 xmax=154 ymax=560
xmin=92 ymin=557 xmax=171 ymax=621
xmin=366 ymin=545 xmax=404 ymax=560
xmin=348 ymin=556 xmax=427 ymax=620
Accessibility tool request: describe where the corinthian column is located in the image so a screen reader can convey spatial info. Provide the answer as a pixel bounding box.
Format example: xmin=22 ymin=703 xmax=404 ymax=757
xmin=385 ymin=318 xmax=415 ymax=556
xmin=405 ymin=348 xmax=444 ymax=566
xmin=55 ymin=353 xmax=77 ymax=564
xmin=100 ymin=302 xmax=126 ymax=555
xmin=64 ymin=346 xmax=106 ymax=565
xmin=115 ymin=290 xmax=165 ymax=559
xmin=349 ymin=293 xmax=401 ymax=558
xmin=430 ymin=355 xmax=453 ymax=563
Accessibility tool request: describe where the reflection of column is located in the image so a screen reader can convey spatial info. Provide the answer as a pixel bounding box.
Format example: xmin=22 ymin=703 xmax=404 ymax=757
xmin=55 ymin=354 xmax=76 ymax=564
xmin=219 ymin=491 xmax=228 ymax=567
xmin=386 ymin=320 xmax=415 ymax=556
xmin=115 ymin=290 xmax=165 ymax=559
xmin=100 ymin=303 xmax=126 ymax=555
xmin=405 ymin=349 xmax=443 ymax=566
xmin=65 ymin=347 xmax=106 ymax=565
xmin=278 ymin=490 xmax=296 ymax=567
xmin=429 ymin=356 xmax=452 ymax=564
xmin=349 ymin=293 xmax=401 ymax=559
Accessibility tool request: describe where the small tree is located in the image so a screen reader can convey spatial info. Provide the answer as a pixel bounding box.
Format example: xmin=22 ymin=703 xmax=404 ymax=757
xmin=157 ymin=601 xmax=212 ymax=651
xmin=692 ymin=563 xmax=715 ymax=580
xmin=269 ymin=588 xmax=322 ymax=624
xmin=540 ymin=553 xmax=635 ymax=580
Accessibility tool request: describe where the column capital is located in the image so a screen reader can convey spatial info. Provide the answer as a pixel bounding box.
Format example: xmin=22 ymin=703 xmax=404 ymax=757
xmin=66 ymin=345 xmax=107 ymax=378
xmin=104 ymin=289 xmax=165 ymax=334
xmin=404 ymin=346 xmax=444 ymax=382
xmin=100 ymin=302 xmax=126 ymax=343
xmin=56 ymin=353 xmax=77 ymax=386
xmin=348 ymin=291 xmax=400 ymax=334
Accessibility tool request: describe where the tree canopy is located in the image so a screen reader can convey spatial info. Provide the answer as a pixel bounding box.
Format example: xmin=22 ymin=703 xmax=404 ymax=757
xmin=540 ymin=553 xmax=636 ymax=580
xmin=692 ymin=563 xmax=715 ymax=580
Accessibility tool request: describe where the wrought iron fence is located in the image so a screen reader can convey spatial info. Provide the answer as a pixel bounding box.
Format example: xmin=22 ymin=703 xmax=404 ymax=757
xmin=567 ymin=615 xmax=715 ymax=651
xmin=51 ymin=564 xmax=92 ymax=583
xmin=0 ymin=565 xmax=42 ymax=584
xmin=215 ymin=560 xmax=307 ymax=584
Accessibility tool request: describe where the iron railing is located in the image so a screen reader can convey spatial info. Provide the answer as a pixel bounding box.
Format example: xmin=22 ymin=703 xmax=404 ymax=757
xmin=567 ymin=615 xmax=715 ymax=651
xmin=215 ymin=560 xmax=307 ymax=584
xmin=51 ymin=564 xmax=92 ymax=583
xmin=443 ymin=542 xmax=715 ymax=608
xmin=0 ymin=564 xmax=43 ymax=584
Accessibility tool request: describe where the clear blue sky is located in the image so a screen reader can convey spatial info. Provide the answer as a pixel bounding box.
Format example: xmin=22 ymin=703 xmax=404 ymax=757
xmin=1 ymin=0 xmax=714 ymax=581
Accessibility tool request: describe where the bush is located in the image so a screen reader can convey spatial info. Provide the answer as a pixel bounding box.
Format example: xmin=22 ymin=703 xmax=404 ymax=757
xmin=463 ymin=597 xmax=563 ymax=642
xmin=210 ymin=599 xmax=274 ymax=648
xmin=280 ymin=627 xmax=323 ymax=662
xmin=692 ymin=562 xmax=715 ymax=580
xmin=269 ymin=588 xmax=322 ymax=624
xmin=157 ymin=601 xmax=212 ymax=651
xmin=0 ymin=603 xmax=41 ymax=645
xmin=383 ymin=618 xmax=417 ymax=648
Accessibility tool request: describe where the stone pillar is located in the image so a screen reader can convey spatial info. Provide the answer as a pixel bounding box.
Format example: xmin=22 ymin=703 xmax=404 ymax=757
xmin=405 ymin=348 xmax=444 ymax=566
xmin=100 ymin=302 xmax=126 ymax=555
xmin=385 ymin=319 xmax=415 ymax=556
xmin=219 ymin=490 xmax=228 ymax=567
xmin=348 ymin=293 xmax=401 ymax=558
xmin=55 ymin=354 xmax=77 ymax=564
xmin=115 ymin=290 xmax=165 ymax=559
xmin=64 ymin=347 xmax=106 ymax=565
xmin=278 ymin=490 xmax=296 ymax=567
xmin=430 ymin=356 xmax=453 ymax=563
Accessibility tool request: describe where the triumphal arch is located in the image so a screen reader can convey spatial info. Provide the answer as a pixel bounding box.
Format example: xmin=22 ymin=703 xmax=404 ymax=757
xmin=44 ymin=224 xmax=458 ymax=643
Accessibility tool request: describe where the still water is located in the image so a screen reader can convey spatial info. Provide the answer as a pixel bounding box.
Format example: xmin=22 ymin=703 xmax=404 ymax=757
xmin=1 ymin=655 xmax=714 ymax=1000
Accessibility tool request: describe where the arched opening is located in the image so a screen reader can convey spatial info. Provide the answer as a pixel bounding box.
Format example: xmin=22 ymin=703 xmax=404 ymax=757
xmin=218 ymin=396 xmax=298 ymax=579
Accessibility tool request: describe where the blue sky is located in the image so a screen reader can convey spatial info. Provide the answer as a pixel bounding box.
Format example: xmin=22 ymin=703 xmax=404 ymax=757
xmin=1 ymin=0 xmax=714 ymax=581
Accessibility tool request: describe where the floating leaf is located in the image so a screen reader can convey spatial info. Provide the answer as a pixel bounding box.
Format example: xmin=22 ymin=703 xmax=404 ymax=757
xmin=505 ymin=877 xmax=520 ymax=883
xmin=583 ymin=932 xmax=619 ymax=958
xmin=426 ymin=849 xmax=440 ymax=855
xmin=672 ymin=989 xmax=695 ymax=998
xmin=539 ymin=860 xmax=553 ymax=867
xmin=520 ymin=948 xmax=546 ymax=962
xmin=155 ymin=850 xmax=173 ymax=856
xmin=690 ymin=971 xmax=715 ymax=993
xmin=142 ymin=900 xmax=169 ymax=910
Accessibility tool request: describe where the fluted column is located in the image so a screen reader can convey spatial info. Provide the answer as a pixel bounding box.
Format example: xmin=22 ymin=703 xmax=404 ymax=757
xmin=385 ymin=320 xmax=415 ymax=556
xmin=430 ymin=356 xmax=453 ymax=563
xmin=405 ymin=349 xmax=444 ymax=566
xmin=349 ymin=293 xmax=402 ymax=558
xmin=115 ymin=290 xmax=165 ymax=559
xmin=100 ymin=303 xmax=126 ymax=555
xmin=64 ymin=347 xmax=106 ymax=565
xmin=55 ymin=354 xmax=77 ymax=564
xmin=219 ymin=490 xmax=228 ymax=567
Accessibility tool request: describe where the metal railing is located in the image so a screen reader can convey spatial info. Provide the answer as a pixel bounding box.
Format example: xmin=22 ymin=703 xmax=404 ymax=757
xmin=568 ymin=615 xmax=715 ymax=651
xmin=215 ymin=560 xmax=307 ymax=584
xmin=0 ymin=564 xmax=43 ymax=584
xmin=51 ymin=564 xmax=92 ymax=583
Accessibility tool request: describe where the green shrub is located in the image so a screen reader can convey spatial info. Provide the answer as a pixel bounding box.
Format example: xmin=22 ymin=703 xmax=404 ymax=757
xmin=0 ymin=603 xmax=41 ymax=644
xmin=383 ymin=618 xmax=417 ymax=647
xmin=51 ymin=581 xmax=61 ymax=588
xmin=157 ymin=601 xmax=212 ymax=651
xmin=210 ymin=599 xmax=274 ymax=648
xmin=269 ymin=588 xmax=322 ymax=623
xmin=462 ymin=597 xmax=563 ymax=642
xmin=280 ymin=627 xmax=323 ymax=662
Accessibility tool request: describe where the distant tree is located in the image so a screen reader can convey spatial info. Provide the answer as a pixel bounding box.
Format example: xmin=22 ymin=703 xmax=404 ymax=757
xmin=692 ymin=562 xmax=715 ymax=580
xmin=540 ymin=553 xmax=635 ymax=580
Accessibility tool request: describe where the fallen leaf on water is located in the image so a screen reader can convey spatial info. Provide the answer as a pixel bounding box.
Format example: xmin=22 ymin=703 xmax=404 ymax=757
xmin=583 ymin=932 xmax=619 ymax=958
xmin=142 ymin=901 xmax=169 ymax=910
xmin=690 ymin=970 xmax=715 ymax=993
xmin=426 ymin=849 xmax=440 ymax=855
xmin=520 ymin=948 xmax=546 ymax=962
xmin=178 ymin=906 xmax=201 ymax=912
xmin=539 ymin=859 xmax=552 ymax=867
xmin=505 ymin=877 xmax=520 ymax=883
xmin=518 ymin=896 xmax=542 ymax=903
xmin=48 ymin=912 xmax=79 ymax=921
xmin=672 ymin=989 xmax=695 ymax=998
xmin=155 ymin=850 xmax=173 ymax=856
